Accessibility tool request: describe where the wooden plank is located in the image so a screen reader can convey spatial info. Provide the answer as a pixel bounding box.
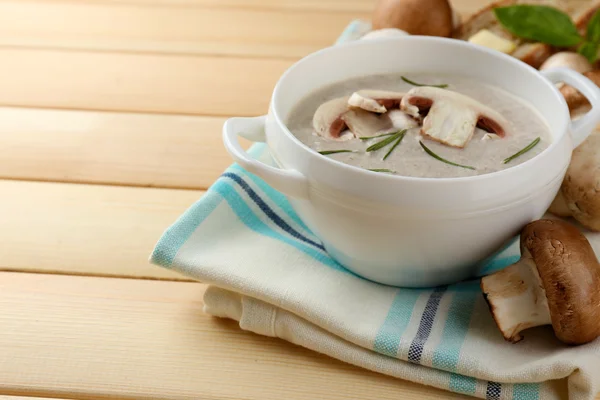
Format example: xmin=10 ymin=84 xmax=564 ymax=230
xmin=26 ymin=0 xmax=498 ymax=15
xmin=0 ymin=272 xmax=472 ymax=400
xmin=33 ymin=0 xmax=378 ymax=13
xmin=0 ymin=180 xmax=201 ymax=280
xmin=0 ymin=397 xmax=76 ymax=400
xmin=0 ymin=49 xmax=287 ymax=117
xmin=0 ymin=108 xmax=250 ymax=189
xmin=0 ymin=1 xmax=369 ymax=59
xmin=0 ymin=48 xmax=288 ymax=116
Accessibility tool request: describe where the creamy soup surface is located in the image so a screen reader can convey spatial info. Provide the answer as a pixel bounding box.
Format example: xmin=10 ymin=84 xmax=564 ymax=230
xmin=286 ymin=73 xmax=552 ymax=178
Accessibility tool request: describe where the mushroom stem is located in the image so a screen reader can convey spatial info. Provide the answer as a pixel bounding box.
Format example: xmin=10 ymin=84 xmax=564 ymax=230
xmin=481 ymin=255 xmax=551 ymax=343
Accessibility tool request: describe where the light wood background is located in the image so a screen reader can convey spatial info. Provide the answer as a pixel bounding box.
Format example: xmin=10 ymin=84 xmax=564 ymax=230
xmin=0 ymin=0 xmax=594 ymax=399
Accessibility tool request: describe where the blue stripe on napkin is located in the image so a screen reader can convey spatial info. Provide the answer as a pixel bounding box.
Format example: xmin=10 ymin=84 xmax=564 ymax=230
xmin=512 ymin=383 xmax=540 ymax=400
xmin=151 ymin=192 xmax=223 ymax=268
xmin=432 ymin=281 xmax=480 ymax=371
xmin=373 ymin=289 xmax=421 ymax=357
xmin=408 ymin=287 xmax=447 ymax=364
xmin=222 ymin=172 xmax=326 ymax=251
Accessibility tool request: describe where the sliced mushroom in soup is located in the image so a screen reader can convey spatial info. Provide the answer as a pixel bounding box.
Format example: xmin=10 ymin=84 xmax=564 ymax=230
xmin=287 ymin=73 xmax=551 ymax=178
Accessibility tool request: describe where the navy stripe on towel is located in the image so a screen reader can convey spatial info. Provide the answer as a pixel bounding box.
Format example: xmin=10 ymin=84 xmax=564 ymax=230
xmin=222 ymin=173 xmax=326 ymax=251
xmin=486 ymin=381 xmax=502 ymax=400
xmin=408 ymin=286 xmax=447 ymax=364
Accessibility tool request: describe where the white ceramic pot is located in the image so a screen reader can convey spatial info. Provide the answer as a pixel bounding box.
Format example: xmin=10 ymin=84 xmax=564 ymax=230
xmin=223 ymin=36 xmax=600 ymax=288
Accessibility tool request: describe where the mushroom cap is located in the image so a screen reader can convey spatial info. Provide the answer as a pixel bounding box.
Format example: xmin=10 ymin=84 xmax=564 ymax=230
xmin=560 ymin=129 xmax=600 ymax=231
xmin=521 ymin=219 xmax=600 ymax=344
xmin=341 ymin=109 xmax=397 ymax=138
xmin=348 ymin=90 xmax=405 ymax=113
xmin=548 ymin=189 xmax=572 ymax=218
xmin=560 ymin=70 xmax=600 ymax=115
xmin=540 ymin=52 xmax=594 ymax=74
xmin=312 ymin=96 xmax=351 ymax=141
xmin=372 ymin=0 xmax=453 ymax=37
xmin=400 ymin=86 xmax=511 ymax=148
xmin=361 ymin=28 xmax=409 ymax=40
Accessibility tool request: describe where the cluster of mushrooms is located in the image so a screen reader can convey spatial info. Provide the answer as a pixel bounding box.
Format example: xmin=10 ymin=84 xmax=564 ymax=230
xmin=362 ymin=0 xmax=600 ymax=345
xmin=481 ymin=219 xmax=600 ymax=345
xmin=367 ymin=0 xmax=600 ymax=232
xmin=314 ymin=86 xmax=510 ymax=148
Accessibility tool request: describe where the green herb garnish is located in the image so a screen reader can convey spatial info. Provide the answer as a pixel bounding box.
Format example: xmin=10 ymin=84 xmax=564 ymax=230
xmin=502 ymin=137 xmax=540 ymax=164
xmin=401 ymin=76 xmax=448 ymax=89
xmin=419 ymin=141 xmax=475 ymax=170
xmin=366 ymin=130 xmax=405 ymax=152
xmin=359 ymin=132 xmax=396 ymax=141
xmin=493 ymin=5 xmax=600 ymax=63
xmin=383 ymin=131 xmax=406 ymax=160
xmin=494 ymin=5 xmax=582 ymax=47
xmin=318 ymin=150 xmax=354 ymax=155
xmin=579 ymin=41 xmax=600 ymax=63
xmin=580 ymin=9 xmax=600 ymax=62
xmin=368 ymin=168 xmax=396 ymax=174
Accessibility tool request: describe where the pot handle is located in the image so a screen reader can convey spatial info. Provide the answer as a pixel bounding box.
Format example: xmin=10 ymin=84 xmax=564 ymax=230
xmin=542 ymin=67 xmax=600 ymax=148
xmin=222 ymin=115 xmax=309 ymax=199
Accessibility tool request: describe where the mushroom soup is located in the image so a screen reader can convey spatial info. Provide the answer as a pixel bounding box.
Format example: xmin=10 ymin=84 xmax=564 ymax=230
xmin=286 ymin=73 xmax=552 ymax=178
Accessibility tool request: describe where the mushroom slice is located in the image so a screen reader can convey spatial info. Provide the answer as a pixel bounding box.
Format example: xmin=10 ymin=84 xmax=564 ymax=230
xmin=400 ymin=86 xmax=511 ymax=148
xmin=387 ymin=109 xmax=419 ymax=130
xmin=313 ymin=96 xmax=351 ymax=141
xmin=341 ymin=109 xmax=396 ymax=138
xmin=348 ymin=90 xmax=406 ymax=113
xmin=481 ymin=219 xmax=600 ymax=345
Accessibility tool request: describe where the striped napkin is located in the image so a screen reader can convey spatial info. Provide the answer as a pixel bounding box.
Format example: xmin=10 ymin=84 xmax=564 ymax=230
xmin=149 ymin=22 xmax=600 ymax=400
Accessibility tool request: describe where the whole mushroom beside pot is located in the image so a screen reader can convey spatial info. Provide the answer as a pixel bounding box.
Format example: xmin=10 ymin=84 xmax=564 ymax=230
xmin=542 ymin=58 xmax=600 ymax=230
xmin=481 ymin=219 xmax=600 ymax=345
xmin=372 ymin=0 xmax=455 ymax=37
xmin=549 ymin=129 xmax=600 ymax=231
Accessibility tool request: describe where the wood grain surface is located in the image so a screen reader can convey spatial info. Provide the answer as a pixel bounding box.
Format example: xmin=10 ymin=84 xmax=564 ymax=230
xmin=0 ymin=180 xmax=198 ymax=280
xmin=0 ymin=272 xmax=473 ymax=400
xmin=0 ymin=108 xmax=248 ymax=189
xmin=0 ymin=48 xmax=290 ymax=116
xmin=2 ymin=0 xmax=597 ymax=399
xmin=0 ymin=1 xmax=369 ymax=59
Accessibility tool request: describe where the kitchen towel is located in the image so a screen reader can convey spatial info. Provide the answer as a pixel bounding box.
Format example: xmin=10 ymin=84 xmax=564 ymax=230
xmin=149 ymin=23 xmax=600 ymax=400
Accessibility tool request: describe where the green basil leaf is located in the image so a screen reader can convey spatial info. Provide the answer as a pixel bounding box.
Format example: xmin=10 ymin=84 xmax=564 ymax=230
xmin=578 ymin=41 xmax=600 ymax=63
xmin=494 ymin=5 xmax=583 ymax=47
xmin=586 ymin=8 xmax=600 ymax=43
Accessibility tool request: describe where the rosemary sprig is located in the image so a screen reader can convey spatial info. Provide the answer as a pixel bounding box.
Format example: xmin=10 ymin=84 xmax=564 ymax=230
xmin=419 ymin=141 xmax=475 ymax=170
xmin=360 ymin=132 xmax=396 ymax=141
xmin=402 ymin=76 xmax=448 ymax=89
xmin=503 ymin=137 xmax=541 ymax=164
xmin=366 ymin=130 xmax=405 ymax=152
xmin=383 ymin=131 xmax=406 ymax=160
xmin=368 ymin=168 xmax=396 ymax=174
xmin=318 ymin=149 xmax=354 ymax=155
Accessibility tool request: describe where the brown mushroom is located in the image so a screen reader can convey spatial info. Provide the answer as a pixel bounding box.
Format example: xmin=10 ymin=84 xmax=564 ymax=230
xmin=574 ymin=1 xmax=600 ymax=37
xmin=540 ymin=52 xmax=594 ymax=75
xmin=400 ymin=86 xmax=511 ymax=148
xmin=312 ymin=96 xmax=351 ymax=141
xmin=549 ymin=129 xmax=600 ymax=231
xmin=560 ymin=70 xmax=600 ymax=115
xmin=481 ymin=219 xmax=600 ymax=345
xmin=548 ymin=190 xmax=572 ymax=217
xmin=372 ymin=0 xmax=454 ymax=37
xmin=341 ymin=109 xmax=397 ymax=138
xmin=348 ymin=90 xmax=406 ymax=113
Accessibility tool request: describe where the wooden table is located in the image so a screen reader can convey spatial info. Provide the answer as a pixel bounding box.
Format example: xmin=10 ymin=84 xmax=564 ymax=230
xmin=0 ymin=1 xmax=595 ymax=399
